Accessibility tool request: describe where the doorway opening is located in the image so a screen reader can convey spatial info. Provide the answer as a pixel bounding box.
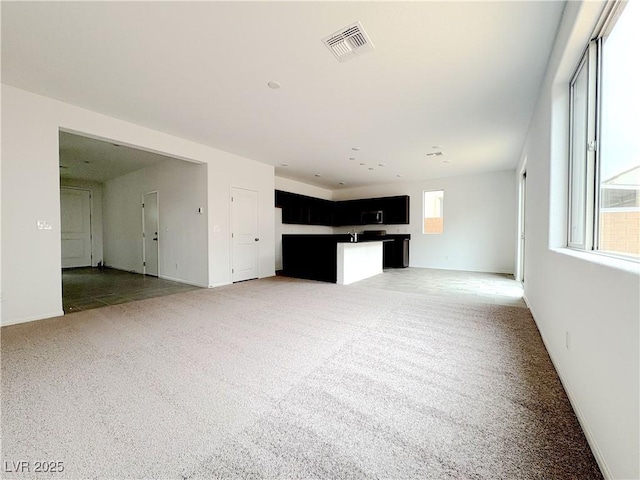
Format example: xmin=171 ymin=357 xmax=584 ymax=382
xmin=143 ymin=191 xmax=159 ymax=276
xmin=59 ymin=130 xmax=207 ymax=313
xmin=517 ymin=169 xmax=527 ymax=283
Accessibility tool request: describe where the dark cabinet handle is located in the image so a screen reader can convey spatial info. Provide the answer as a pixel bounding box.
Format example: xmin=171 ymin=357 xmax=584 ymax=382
xmin=255 ymin=238 xmax=260 ymax=241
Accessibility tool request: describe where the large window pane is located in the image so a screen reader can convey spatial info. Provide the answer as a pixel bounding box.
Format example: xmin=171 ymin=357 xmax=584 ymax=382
xmin=569 ymin=59 xmax=589 ymax=246
xmin=598 ymin=0 xmax=640 ymax=258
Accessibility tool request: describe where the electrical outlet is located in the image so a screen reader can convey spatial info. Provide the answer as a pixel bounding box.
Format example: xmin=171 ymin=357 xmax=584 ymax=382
xmin=565 ymin=331 xmax=570 ymax=350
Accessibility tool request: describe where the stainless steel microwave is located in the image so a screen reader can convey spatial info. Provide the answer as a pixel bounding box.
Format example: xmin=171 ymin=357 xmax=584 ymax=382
xmin=361 ymin=210 xmax=383 ymax=224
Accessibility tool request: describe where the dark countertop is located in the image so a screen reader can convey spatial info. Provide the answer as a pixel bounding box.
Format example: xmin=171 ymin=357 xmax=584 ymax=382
xmin=337 ymin=239 xmax=395 ymax=244
xmin=282 ymin=234 xmax=411 ymax=243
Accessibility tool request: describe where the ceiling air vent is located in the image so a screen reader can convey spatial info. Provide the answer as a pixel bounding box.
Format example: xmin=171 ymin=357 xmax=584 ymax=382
xmin=322 ymin=21 xmax=374 ymax=63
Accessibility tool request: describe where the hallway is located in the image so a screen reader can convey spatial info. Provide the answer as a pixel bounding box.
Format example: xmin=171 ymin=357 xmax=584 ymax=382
xmin=62 ymin=267 xmax=201 ymax=313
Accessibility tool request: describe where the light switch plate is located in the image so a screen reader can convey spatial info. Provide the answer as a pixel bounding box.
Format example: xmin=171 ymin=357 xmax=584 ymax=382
xmin=37 ymin=220 xmax=52 ymax=230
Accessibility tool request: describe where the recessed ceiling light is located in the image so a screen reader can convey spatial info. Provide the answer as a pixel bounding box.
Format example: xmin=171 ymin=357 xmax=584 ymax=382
xmin=314 ymin=173 xmax=322 ymax=177
xmin=426 ymin=152 xmax=443 ymax=157
xmin=378 ymin=163 xmax=386 ymax=167
xmin=280 ymin=163 xmax=289 ymax=167
xmin=443 ymin=160 xmax=452 ymax=164
xmin=349 ymin=157 xmax=356 ymax=160
xmin=352 ymin=147 xmax=361 ymax=151
xmin=359 ymin=162 xmax=366 ymax=166
xmin=267 ymin=81 xmax=281 ymax=89
xmin=368 ymin=167 xmax=374 ymax=171
xmin=339 ymin=182 xmax=345 ymax=185
xmin=396 ymin=174 xmax=403 ymax=177
xmin=432 ymin=145 xmax=442 ymax=149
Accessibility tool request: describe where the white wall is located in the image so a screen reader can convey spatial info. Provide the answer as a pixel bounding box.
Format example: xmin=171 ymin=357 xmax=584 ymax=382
xmin=518 ymin=1 xmax=639 ymax=478
xmin=103 ymin=159 xmax=208 ymax=286
xmin=333 ymin=170 xmax=516 ymax=274
xmin=276 ymin=176 xmax=333 ymax=200
xmin=1 ymin=85 xmax=275 ymax=325
xmin=60 ymin=178 xmax=104 ymax=267
xmin=0 ymin=98 xmax=3 ymax=325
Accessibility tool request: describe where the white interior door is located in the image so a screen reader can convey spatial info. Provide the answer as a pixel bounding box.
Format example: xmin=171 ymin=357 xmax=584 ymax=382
xmin=61 ymin=188 xmax=92 ymax=268
xmin=143 ymin=191 xmax=159 ymax=276
xmin=232 ymin=187 xmax=259 ymax=282
xmin=518 ymin=171 xmax=527 ymax=283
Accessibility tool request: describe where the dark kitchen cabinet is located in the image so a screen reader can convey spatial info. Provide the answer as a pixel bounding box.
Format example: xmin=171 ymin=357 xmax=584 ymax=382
xmin=275 ymin=190 xmax=409 ymax=226
xmin=276 ymin=190 xmax=308 ymax=224
xmin=383 ymin=195 xmax=410 ymax=224
xmin=282 ymin=235 xmax=350 ymax=283
xmin=383 ymin=237 xmax=410 ymax=268
xmin=343 ymin=195 xmax=409 ymax=225
xmin=276 ymin=190 xmax=333 ymax=226
xmin=333 ymin=199 xmax=361 ymax=226
xmin=309 ymin=198 xmax=333 ymax=225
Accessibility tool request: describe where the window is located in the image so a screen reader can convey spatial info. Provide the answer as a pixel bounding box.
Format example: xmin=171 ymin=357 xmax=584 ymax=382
xmin=568 ymin=53 xmax=592 ymax=248
xmin=423 ymin=190 xmax=444 ymax=234
xmin=568 ymin=0 xmax=639 ymax=259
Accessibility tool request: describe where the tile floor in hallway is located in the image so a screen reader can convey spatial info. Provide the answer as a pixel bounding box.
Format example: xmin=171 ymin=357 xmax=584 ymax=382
xmin=62 ymin=267 xmax=202 ymax=313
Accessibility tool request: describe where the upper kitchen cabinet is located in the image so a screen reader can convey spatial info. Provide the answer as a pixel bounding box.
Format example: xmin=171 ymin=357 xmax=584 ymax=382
xmin=333 ymin=199 xmax=361 ymax=226
xmin=309 ymin=198 xmax=334 ymax=226
xmin=382 ymin=195 xmax=410 ymax=224
xmin=276 ymin=190 xmax=306 ymax=224
xmin=275 ymin=190 xmax=333 ymax=226
xmin=276 ymin=190 xmax=409 ymax=226
xmin=336 ymin=195 xmax=410 ymax=225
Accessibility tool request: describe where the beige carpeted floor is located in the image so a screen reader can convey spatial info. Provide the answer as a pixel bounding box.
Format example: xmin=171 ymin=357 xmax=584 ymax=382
xmin=1 ymin=270 xmax=602 ymax=479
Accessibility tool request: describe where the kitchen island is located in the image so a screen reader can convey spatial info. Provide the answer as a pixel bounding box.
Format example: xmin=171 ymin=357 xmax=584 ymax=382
xmin=281 ymin=234 xmax=390 ymax=284
xmin=337 ymin=241 xmax=383 ymax=285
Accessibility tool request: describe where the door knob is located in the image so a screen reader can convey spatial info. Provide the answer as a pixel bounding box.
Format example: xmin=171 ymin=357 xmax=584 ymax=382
xmin=255 ymin=238 xmax=260 ymax=241
xmin=153 ymin=238 xmax=158 ymax=241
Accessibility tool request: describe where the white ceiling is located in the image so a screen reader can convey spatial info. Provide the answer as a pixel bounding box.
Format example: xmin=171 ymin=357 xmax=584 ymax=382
xmin=59 ymin=131 xmax=185 ymax=183
xmin=2 ymin=1 xmax=565 ymax=190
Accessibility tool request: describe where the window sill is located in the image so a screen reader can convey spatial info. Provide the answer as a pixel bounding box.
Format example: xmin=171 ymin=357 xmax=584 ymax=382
xmin=550 ymin=247 xmax=640 ymax=275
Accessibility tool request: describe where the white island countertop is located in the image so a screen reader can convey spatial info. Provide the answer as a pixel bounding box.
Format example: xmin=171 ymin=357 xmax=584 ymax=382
xmin=336 ymin=241 xmax=383 ymax=285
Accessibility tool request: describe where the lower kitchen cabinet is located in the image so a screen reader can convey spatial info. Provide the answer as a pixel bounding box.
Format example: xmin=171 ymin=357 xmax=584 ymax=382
xmin=383 ymin=237 xmax=410 ymax=268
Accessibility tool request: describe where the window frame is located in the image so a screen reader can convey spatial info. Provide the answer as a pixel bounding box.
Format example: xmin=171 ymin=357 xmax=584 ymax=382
xmin=422 ymin=189 xmax=444 ymax=235
xmin=567 ymin=0 xmax=638 ymax=262
xmin=567 ymin=50 xmax=590 ymax=249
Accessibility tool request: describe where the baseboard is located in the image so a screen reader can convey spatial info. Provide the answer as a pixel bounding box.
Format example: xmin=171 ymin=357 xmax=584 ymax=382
xmin=407 ymin=265 xmax=515 ymax=275
xmin=207 ymin=281 xmax=232 ymax=289
xmin=158 ymin=275 xmax=208 ymax=288
xmin=525 ymin=300 xmax=612 ymax=480
xmin=1 ymin=310 xmax=65 ymax=328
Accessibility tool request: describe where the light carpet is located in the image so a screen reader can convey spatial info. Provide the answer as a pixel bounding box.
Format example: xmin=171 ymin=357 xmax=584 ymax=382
xmin=1 ymin=271 xmax=602 ymax=479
